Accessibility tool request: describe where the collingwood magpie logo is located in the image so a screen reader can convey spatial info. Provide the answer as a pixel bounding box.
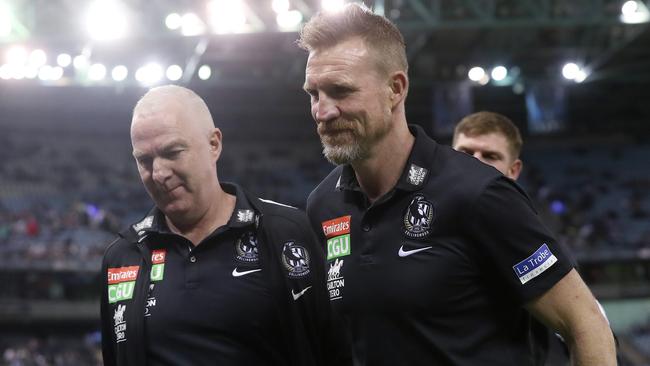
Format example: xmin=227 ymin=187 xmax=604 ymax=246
xmin=403 ymin=194 xmax=435 ymax=239
xmin=235 ymin=231 xmax=259 ymax=263
xmin=282 ymin=241 xmax=310 ymax=278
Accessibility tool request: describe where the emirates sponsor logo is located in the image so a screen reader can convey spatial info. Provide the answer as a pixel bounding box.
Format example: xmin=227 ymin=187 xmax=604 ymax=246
xmin=151 ymin=249 xmax=166 ymax=264
xmin=321 ymin=215 xmax=351 ymax=239
xmin=107 ymin=266 xmax=139 ymax=284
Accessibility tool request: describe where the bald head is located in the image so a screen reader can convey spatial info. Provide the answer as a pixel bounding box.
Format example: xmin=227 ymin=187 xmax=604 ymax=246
xmin=132 ymin=85 xmax=215 ymax=137
xmin=130 ymin=85 xmax=224 ymax=224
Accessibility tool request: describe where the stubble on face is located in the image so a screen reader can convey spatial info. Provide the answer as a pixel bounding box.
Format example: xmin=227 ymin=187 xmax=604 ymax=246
xmin=307 ymin=40 xmax=392 ymax=166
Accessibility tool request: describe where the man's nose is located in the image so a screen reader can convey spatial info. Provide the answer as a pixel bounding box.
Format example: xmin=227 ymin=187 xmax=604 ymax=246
xmin=152 ymin=158 xmax=171 ymax=184
xmin=314 ymin=95 xmax=341 ymax=122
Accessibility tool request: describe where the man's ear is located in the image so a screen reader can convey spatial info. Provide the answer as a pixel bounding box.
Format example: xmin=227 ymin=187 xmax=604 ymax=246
xmin=509 ymin=159 xmax=523 ymax=181
xmin=209 ymin=128 xmax=223 ymax=161
xmin=388 ymin=71 xmax=408 ymax=109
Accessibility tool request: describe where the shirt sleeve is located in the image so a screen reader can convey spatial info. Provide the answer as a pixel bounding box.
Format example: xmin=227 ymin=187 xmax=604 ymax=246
xmin=468 ymin=176 xmax=576 ymax=304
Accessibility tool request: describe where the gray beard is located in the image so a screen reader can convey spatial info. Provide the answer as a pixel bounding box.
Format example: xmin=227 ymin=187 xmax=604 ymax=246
xmin=322 ymin=142 xmax=368 ymax=165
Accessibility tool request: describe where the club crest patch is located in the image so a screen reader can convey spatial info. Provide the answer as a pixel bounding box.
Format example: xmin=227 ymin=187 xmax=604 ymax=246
xmin=282 ymin=241 xmax=310 ymax=278
xmin=403 ymin=194 xmax=435 ymax=239
xmin=235 ymin=231 xmax=259 ymax=263
xmin=407 ymin=164 xmax=428 ymax=186
xmin=132 ymin=215 xmax=154 ymax=234
xmin=236 ymin=209 xmax=255 ymax=223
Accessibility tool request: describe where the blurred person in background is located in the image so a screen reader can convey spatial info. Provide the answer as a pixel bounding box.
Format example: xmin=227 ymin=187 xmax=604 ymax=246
xmin=100 ymin=85 xmax=348 ymax=366
xmin=299 ymin=4 xmax=616 ymax=365
xmin=452 ymin=111 xmax=618 ymax=365
xmin=452 ymin=111 xmax=523 ymax=181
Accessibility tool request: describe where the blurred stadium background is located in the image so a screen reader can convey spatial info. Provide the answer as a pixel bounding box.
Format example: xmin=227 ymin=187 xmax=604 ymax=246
xmin=0 ymin=0 xmax=649 ymax=365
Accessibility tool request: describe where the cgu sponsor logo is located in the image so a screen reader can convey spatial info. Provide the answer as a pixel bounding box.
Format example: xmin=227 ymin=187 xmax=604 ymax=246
xmin=327 ymin=234 xmax=350 ymax=260
xmin=321 ymin=216 xmax=351 ymax=239
xmin=107 ymin=266 xmax=139 ymax=304
xmin=108 ymin=281 xmax=136 ymax=304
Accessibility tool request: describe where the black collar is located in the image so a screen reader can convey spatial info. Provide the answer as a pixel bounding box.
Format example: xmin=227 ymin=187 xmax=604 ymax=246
xmin=335 ymin=124 xmax=438 ymax=193
xmin=122 ymin=182 xmax=258 ymax=242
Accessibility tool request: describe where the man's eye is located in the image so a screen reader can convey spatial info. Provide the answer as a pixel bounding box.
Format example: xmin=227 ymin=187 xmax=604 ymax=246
xmin=136 ymin=157 xmax=152 ymax=166
xmin=331 ymin=86 xmax=352 ymax=97
xmin=166 ymin=150 xmax=182 ymax=159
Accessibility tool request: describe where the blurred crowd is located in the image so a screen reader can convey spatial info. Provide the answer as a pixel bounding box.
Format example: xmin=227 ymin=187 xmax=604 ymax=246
xmin=1 ymin=334 xmax=101 ymax=366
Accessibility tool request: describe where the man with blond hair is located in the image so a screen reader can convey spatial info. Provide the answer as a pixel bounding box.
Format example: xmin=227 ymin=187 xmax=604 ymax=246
xmin=299 ymin=4 xmax=615 ymax=365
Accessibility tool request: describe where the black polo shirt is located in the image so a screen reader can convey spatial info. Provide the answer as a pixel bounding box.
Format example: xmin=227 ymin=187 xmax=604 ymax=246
xmin=306 ymin=125 xmax=575 ymax=366
xmin=142 ymin=184 xmax=288 ymax=366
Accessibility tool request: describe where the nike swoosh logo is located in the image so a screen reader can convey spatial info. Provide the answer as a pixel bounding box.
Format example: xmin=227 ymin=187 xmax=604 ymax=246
xmin=291 ymin=286 xmax=312 ymax=300
xmin=398 ymin=245 xmax=432 ymax=257
xmin=232 ymin=268 xmax=262 ymax=277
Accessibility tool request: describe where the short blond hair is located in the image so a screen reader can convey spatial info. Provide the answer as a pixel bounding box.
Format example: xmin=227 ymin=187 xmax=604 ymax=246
xmin=297 ymin=3 xmax=407 ymax=76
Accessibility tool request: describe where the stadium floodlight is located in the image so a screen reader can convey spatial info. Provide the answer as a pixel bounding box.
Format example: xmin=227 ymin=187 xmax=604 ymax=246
xmin=0 ymin=3 xmax=12 ymax=37
xmin=50 ymin=66 xmax=63 ymax=81
xmin=73 ymin=54 xmax=88 ymax=69
xmin=491 ymin=66 xmax=507 ymax=81
xmin=166 ymin=64 xmax=183 ymax=81
xmin=208 ymin=0 xmax=247 ymax=34
xmin=622 ymin=0 xmax=638 ymax=16
xmin=277 ymin=10 xmax=303 ymax=31
xmin=468 ymin=66 xmax=485 ymax=82
xmin=9 ymin=65 xmax=24 ymax=79
xmin=181 ymin=12 xmax=205 ymax=36
xmin=620 ymin=0 xmax=650 ymax=23
xmin=85 ymin=0 xmax=128 ymax=41
xmin=165 ymin=13 xmax=182 ymax=30
xmin=272 ymin=0 xmax=290 ymax=14
xmin=111 ymin=65 xmax=128 ymax=81
xmin=322 ymin=0 xmax=346 ymax=12
xmin=135 ymin=63 xmax=163 ymax=85
xmin=198 ymin=65 xmax=211 ymax=80
xmin=6 ymin=45 xmax=27 ymax=66
xmin=88 ymin=63 xmax=107 ymax=80
xmin=490 ymin=66 xmax=507 ymax=81
xmin=28 ymin=49 xmax=47 ymax=67
xmin=562 ymin=62 xmax=580 ymax=80
xmin=24 ymin=65 xmax=38 ymax=79
xmin=0 ymin=64 xmax=11 ymax=79
xmin=57 ymin=53 xmax=72 ymax=67
xmin=574 ymin=69 xmax=587 ymax=83
xmin=38 ymin=65 xmax=52 ymax=81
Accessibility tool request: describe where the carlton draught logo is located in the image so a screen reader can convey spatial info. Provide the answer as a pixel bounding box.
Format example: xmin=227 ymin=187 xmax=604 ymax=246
xmin=322 ymin=216 xmax=351 ymax=260
xmin=150 ymin=249 xmax=166 ymax=282
xmin=107 ymin=266 xmax=139 ymax=304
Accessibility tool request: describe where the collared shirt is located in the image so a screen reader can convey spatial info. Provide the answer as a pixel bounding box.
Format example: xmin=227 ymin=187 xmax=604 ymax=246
xmin=140 ymin=183 xmax=288 ymax=366
xmin=307 ymin=125 xmax=575 ymax=366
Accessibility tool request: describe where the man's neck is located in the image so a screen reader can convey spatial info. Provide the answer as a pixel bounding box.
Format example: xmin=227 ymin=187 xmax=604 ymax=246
xmin=166 ymin=186 xmax=236 ymax=246
xmin=352 ymin=122 xmax=414 ymax=203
